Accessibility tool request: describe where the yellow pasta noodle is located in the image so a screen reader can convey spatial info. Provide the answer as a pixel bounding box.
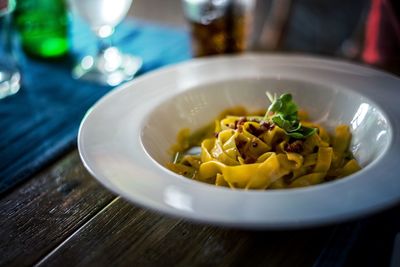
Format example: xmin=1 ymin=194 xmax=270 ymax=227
xmin=167 ymin=94 xmax=361 ymax=190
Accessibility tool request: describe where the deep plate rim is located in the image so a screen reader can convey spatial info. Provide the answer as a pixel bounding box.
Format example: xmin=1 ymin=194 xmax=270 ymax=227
xmin=78 ymin=53 xmax=400 ymax=229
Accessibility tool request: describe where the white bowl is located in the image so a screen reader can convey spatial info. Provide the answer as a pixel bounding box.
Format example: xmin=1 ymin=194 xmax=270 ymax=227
xmin=142 ymin=78 xmax=390 ymax=170
xmin=78 ymin=54 xmax=400 ymax=229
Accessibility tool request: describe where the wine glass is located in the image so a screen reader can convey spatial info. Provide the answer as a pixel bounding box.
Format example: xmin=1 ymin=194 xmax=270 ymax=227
xmin=69 ymin=0 xmax=142 ymax=86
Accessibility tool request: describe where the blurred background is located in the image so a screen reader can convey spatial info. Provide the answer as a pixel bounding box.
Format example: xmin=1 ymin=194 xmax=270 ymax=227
xmin=128 ymin=0 xmax=185 ymax=26
xmin=0 ymin=0 xmax=399 ymax=99
xmin=130 ymin=0 xmax=399 ymax=73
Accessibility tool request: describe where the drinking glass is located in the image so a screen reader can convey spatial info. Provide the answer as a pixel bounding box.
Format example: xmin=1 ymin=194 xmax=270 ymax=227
xmin=69 ymin=0 xmax=142 ymax=86
xmin=182 ymin=0 xmax=255 ymax=57
xmin=0 ymin=0 xmax=20 ymax=99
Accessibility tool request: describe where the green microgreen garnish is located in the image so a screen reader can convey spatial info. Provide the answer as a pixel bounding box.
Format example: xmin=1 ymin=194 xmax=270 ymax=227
xmin=264 ymin=92 xmax=316 ymax=139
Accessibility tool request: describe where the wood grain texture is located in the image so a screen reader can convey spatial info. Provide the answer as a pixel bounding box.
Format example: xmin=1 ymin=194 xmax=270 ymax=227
xmin=35 ymin=197 xmax=336 ymax=267
xmin=0 ymin=150 xmax=115 ymax=267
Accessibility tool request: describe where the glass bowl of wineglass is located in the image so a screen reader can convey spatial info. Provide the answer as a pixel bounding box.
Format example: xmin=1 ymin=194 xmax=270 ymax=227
xmin=69 ymin=0 xmax=142 ymax=86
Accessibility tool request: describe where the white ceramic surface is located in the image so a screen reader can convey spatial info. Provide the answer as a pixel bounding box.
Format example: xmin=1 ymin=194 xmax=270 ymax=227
xmin=78 ymin=54 xmax=400 ymax=229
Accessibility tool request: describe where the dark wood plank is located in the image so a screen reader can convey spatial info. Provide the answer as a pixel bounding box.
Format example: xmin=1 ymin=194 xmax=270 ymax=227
xmin=36 ymin=197 xmax=337 ymax=267
xmin=343 ymin=204 xmax=400 ymax=267
xmin=0 ymin=150 xmax=116 ymax=267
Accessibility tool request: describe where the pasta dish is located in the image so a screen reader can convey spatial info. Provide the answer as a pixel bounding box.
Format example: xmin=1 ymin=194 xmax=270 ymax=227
xmin=167 ymin=93 xmax=361 ymax=189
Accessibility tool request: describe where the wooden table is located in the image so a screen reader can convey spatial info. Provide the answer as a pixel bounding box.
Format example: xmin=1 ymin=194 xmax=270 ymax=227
xmin=2 ymin=1 xmax=400 ymax=266
xmin=1 ymin=148 xmax=399 ymax=267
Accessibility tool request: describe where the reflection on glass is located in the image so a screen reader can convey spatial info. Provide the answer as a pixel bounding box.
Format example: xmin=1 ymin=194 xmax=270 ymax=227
xmin=69 ymin=0 xmax=142 ymax=86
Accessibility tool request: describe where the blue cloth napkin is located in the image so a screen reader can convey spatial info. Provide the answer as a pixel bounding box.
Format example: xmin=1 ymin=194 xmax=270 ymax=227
xmin=0 ymin=17 xmax=191 ymax=194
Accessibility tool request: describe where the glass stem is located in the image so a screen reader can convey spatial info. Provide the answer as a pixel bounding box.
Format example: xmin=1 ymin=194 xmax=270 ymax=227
xmin=95 ymin=26 xmax=115 ymax=56
xmin=97 ymin=36 xmax=112 ymax=56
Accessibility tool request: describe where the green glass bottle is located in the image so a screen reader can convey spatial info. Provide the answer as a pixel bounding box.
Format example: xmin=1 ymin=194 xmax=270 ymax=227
xmin=14 ymin=0 xmax=69 ymax=59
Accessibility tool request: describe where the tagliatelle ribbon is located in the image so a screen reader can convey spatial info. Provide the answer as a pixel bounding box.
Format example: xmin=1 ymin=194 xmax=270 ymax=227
xmin=168 ymin=106 xmax=362 ymax=190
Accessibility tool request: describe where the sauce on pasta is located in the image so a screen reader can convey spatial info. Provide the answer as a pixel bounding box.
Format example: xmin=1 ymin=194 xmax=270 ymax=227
xmin=167 ymin=93 xmax=361 ymax=190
